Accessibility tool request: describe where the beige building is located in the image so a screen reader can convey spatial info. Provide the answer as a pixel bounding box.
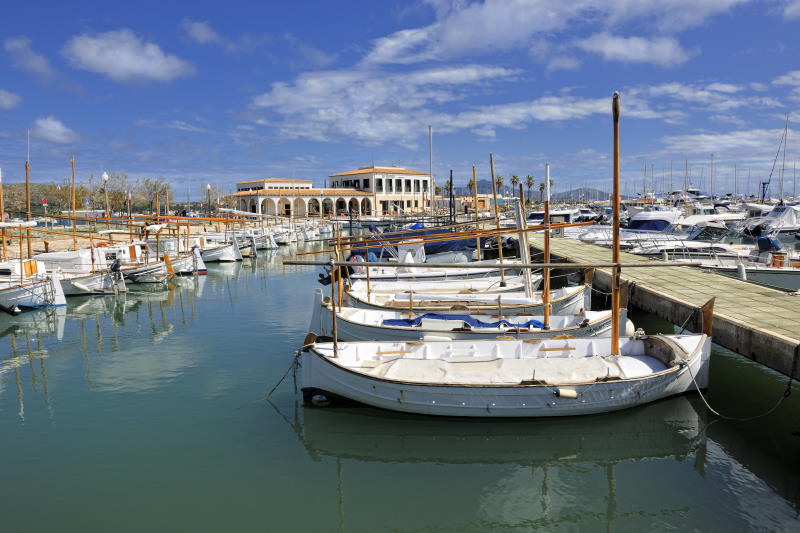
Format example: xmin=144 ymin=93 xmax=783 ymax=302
xmin=232 ymin=166 xmax=431 ymax=217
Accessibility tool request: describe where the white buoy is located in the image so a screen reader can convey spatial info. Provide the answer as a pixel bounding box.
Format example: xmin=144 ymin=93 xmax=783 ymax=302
xmin=737 ymin=263 xmax=747 ymax=281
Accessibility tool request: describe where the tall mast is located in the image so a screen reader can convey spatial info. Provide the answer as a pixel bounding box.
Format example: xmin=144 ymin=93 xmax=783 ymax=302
xmin=0 ymin=167 xmax=6 ymax=260
xmin=472 ymin=166 xmax=481 ymax=261
xmin=611 ymin=92 xmax=621 ymax=356
xmin=71 ymin=157 xmax=77 ymax=250
xmin=543 ymin=163 xmax=551 ymax=329
xmin=489 ymin=153 xmax=505 ymax=286
xmin=25 ymin=161 xmax=31 ymax=257
xmin=734 ymin=164 xmax=738 ymax=199
xmin=780 ymin=117 xmax=788 ymax=202
xmin=710 ymin=153 xmax=714 ymax=201
xmin=428 ymin=125 xmax=434 ymax=217
xmin=684 ymin=159 xmax=688 ymax=192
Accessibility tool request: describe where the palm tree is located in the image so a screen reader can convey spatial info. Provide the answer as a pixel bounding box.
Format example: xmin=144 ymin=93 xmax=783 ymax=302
xmin=539 ymin=182 xmax=545 ymax=203
xmin=467 ymin=176 xmax=477 ymax=213
xmin=525 ymin=175 xmax=535 ymax=204
xmin=510 ymin=175 xmax=520 ymax=198
xmin=495 ymin=175 xmax=504 ymax=196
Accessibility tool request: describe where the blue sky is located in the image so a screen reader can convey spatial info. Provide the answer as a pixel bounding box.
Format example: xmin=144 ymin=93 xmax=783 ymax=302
xmin=1 ymin=0 xmax=799 ymax=199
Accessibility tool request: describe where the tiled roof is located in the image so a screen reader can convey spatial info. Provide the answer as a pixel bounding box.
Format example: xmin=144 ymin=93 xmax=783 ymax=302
xmin=235 ymin=178 xmax=313 ymax=184
xmin=231 ymin=188 xmax=372 ymax=197
xmin=329 ymin=166 xmax=428 ymax=177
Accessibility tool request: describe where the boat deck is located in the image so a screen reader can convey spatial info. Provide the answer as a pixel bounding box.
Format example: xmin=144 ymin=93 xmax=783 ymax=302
xmin=528 ymin=234 xmax=800 ymax=379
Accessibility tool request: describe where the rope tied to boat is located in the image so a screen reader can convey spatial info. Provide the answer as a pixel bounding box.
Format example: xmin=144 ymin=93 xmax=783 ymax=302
xmin=685 ymin=347 xmax=796 ymax=422
xmin=265 ymin=337 xmax=315 ymax=399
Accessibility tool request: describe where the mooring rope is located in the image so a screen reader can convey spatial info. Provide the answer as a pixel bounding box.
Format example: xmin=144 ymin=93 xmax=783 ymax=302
xmin=686 ymin=349 xmax=796 ymax=422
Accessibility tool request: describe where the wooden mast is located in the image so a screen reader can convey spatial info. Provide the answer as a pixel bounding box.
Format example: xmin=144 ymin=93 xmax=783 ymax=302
xmin=543 ymin=163 xmax=551 ymax=328
xmin=516 ymin=184 xmax=533 ymax=298
xmin=0 ymin=167 xmax=6 ymax=260
xmin=71 ymin=157 xmax=77 ymax=251
xmin=611 ymin=92 xmax=622 ymax=356
xmin=472 ymin=166 xmax=481 ymax=261
xmin=489 ymin=153 xmax=505 ymax=286
xmin=25 ymin=161 xmax=32 ymax=258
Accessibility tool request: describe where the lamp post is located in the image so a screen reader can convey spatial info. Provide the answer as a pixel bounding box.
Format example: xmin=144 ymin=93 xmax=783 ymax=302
xmin=102 ymin=171 xmax=110 ymax=229
xmin=206 ymin=184 xmax=212 ymax=218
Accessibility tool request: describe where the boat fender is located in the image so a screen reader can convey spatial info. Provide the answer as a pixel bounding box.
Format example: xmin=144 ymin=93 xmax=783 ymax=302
xmin=624 ymin=319 xmax=636 ymax=337
xmin=72 ymin=281 xmax=92 ymax=292
xmin=555 ymin=388 xmax=578 ymax=399
xmin=311 ymin=394 xmax=331 ymax=407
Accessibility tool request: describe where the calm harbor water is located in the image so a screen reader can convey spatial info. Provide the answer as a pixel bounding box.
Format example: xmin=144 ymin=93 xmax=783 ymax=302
xmin=1 ymin=244 xmax=799 ymax=532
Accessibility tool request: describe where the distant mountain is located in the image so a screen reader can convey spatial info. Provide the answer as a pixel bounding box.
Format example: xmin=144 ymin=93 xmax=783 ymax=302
xmin=552 ymin=187 xmax=611 ymax=202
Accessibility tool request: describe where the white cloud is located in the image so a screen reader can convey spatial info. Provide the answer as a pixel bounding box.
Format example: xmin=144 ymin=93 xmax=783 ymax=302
xmin=773 ymin=70 xmax=800 ymax=86
xmin=3 ymin=36 xmax=56 ymax=78
xmin=31 ymin=116 xmax=80 ymax=144
xmin=252 ymin=65 xmax=519 ymax=145
xmin=576 ymin=33 xmax=692 ymax=66
xmin=63 ymin=29 xmax=194 ymax=82
xmin=182 ymin=19 xmax=222 ymax=44
xmin=167 ymin=120 xmax=210 ymax=133
xmin=547 ymin=56 xmax=581 ymax=71
xmin=661 ymin=128 xmax=793 ymax=157
xmin=364 ymin=0 xmax=747 ymax=66
xmin=0 ymin=89 xmax=22 ymax=110
xmin=783 ymin=0 xmax=800 ymax=18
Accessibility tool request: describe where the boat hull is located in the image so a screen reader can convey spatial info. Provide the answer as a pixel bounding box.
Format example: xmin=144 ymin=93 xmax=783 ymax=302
xmin=0 ymin=276 xmax=66 ymax=310
xmin=201 ymin=243 xmax=238 ymax=262
xmin=347 ymin=284 xmax=589 ymax=316
xmin=60 ymin=271 xmax=127 ymax=295
xmin=300 ymin=336 xmax=711 ymax=417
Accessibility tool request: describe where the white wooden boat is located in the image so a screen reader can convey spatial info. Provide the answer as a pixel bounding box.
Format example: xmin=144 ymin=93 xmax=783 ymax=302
xmin=311 ymin=290 xmax=632 ymax=342
xmin=347 ymin=274 xmax=539 ymax=295
xmin=200 ymin=242 xmax=239 ymax=262
xmin=299 ymin=333 xmax=711 ymax=417
xmin=346 ymin=284 xmax=590 ymax=316
xmin=0 ymin=260 xmax=67 ymax=312
xmin=58 ymin=271 xmax=126 ymax=295
xmin=348 ymin=258 xmax=519 ymax=281
xmin=32 ymin=249 xmax=126 ymax=295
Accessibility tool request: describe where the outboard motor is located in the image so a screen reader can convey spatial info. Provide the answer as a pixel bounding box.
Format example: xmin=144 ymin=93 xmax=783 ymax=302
xmin=317 ymin=265 xmax=355 ymax=286
xmin=110 ymin=258 xmax=122 ymax=272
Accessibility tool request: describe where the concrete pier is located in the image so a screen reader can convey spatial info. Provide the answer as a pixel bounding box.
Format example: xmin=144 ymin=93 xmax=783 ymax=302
xmin=529 ymin=235 xmax=800 ymax=379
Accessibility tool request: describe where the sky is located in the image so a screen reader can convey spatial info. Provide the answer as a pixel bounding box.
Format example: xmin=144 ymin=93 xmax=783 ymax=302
xmin=1 ymin=0 xmax=800 ymax=200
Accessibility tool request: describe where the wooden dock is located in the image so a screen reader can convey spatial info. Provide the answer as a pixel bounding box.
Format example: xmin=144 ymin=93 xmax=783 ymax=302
xmin=528 ymin=235 xmax=800 ymax=379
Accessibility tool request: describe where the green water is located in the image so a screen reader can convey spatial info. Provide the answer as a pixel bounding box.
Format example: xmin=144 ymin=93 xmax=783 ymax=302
xmin=1 ymin=246 xmax=799 ymax=532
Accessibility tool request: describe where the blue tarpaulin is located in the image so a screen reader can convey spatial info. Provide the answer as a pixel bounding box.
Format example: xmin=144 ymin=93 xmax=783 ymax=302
xmin=756 ymin=236 xmax=782 ymax=252
xmin=382 ymin=313 xmax=546 ymax=330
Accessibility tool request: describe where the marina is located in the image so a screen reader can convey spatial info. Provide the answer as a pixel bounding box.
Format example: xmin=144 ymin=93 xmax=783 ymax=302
xmin=3 ymin=4 xmax=800 ymax=528
xmin=1 ymin=245 xmax=798 ymax=531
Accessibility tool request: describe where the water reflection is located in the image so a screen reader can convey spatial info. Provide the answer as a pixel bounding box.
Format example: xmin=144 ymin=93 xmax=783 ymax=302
xmin=287 ymin=396 xmax=798 ymax=531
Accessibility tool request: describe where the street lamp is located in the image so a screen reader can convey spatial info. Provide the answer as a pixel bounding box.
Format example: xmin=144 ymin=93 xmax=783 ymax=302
xmin=206 ymin=184 xmax=212 ymax=217
xmin=102 ymin=171 xmax=110 ymax=228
